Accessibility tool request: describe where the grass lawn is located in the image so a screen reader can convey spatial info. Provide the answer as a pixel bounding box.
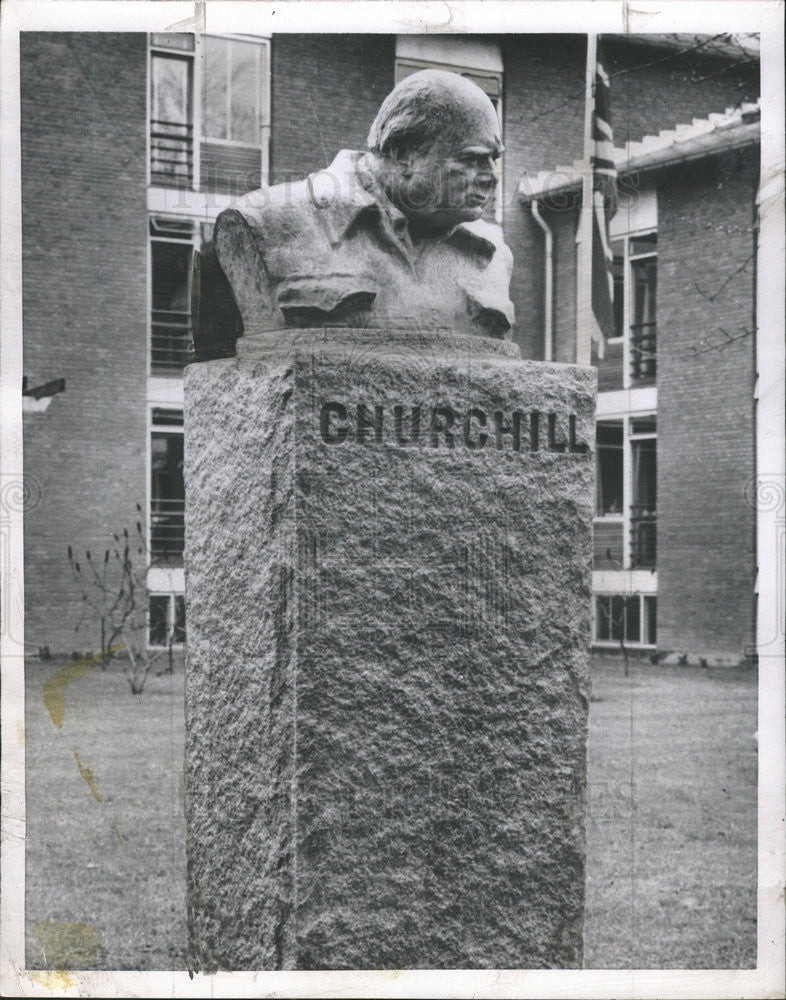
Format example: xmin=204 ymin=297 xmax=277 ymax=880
xmin=23 ymin=652 xmax=757 ymax=970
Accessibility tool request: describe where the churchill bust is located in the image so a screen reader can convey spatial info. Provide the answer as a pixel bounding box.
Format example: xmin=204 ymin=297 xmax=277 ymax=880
xmin=193 ymin=69 xmax=515 ymax=359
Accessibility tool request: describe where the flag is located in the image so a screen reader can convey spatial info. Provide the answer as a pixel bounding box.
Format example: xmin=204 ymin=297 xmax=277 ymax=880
xmin=590 ymin=42 xmax=618 ymax=359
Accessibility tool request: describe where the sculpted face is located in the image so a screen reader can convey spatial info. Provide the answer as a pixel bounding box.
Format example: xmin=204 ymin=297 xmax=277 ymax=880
xmin=392 ymin=111 xmax=502 ymax=232
xmin=368 ymin=70 xmax=503 ymax=234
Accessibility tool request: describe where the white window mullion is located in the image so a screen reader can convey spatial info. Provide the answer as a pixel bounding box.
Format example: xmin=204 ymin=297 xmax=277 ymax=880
xmin=622 ymin=414 xmax=631 ymax=569
xmin=192 ymin=36 xmax=202 ymax=191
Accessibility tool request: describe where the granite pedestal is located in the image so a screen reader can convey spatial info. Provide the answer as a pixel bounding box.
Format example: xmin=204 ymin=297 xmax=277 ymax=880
xmin=183 ymin=328 xmax=596 ymax=970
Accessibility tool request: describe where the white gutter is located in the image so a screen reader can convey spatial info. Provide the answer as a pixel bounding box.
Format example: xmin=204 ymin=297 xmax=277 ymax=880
xmin=530 ymin=200 xmax=554 ymax=362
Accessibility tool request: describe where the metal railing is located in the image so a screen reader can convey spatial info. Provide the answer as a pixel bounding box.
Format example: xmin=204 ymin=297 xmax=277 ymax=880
xmin=630 ymin=322 xmax=657 ymax=383
xmin=151 ymin=309 xmax=193 ymax=372
xmin=150 ymin=498 xmax=185 ymax=560
xmin=150 ymin=119 xmax=193 ymax=186
xmin=630 ymin=505 xmax=656 ymax=568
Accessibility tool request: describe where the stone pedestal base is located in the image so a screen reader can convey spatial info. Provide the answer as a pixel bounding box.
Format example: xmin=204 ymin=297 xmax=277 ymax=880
xmin=183 ymin=329 xmax=595 ymax=970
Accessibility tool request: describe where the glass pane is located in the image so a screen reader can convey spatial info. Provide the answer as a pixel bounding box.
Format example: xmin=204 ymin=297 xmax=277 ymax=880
xmin=151 ymin=242 xmax=191 ymax=311
xmin=625 ymin=596 xmax=640 ymax=643
xmin=630 ymin=231 xmax=657 ymax=255
xmin=631 ymin=439 xmax=657 ymax=511
xmin=152 ymin=54 xmax=190 ymax=124
xmin=151 ymin=33 xmax=194 ymax=51
xmin=632 ymin=258 xmax=657 ymax=327
xmin=596 ymin=421 xmax=623 ymax=515
xmin=610 ymin=596 xmax=624 ymax=641
xmin=630 ymin=415 xmax=657 ymax=435
xmin=174 ymin=595 xmax=186 ymax=643
xmin=596 ymin=597 xmax=611 ymax=641
xmin=230 ymin=41 xmax=261 ymax=144
xmin=152 ymin=408 xmax=184 ymax=427
xmin=645 ymin=596 xmax=657 ymax=644
xmin=612 ymin=256 xmax=624 ymax=337
xmin=151 ymin=433 xmax=184 ymax=502
xmin=149 ymin=595 xmax=170 ymax=646
xmin=204 ymin=36 xmax=229 ymax=140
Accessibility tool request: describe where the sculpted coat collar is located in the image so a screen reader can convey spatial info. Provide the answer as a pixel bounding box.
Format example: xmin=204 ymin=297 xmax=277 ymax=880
xmin=209 ymin=147 xmax=514 ymax=341
xmin=306 ymin=150 xmax=498 ymax=268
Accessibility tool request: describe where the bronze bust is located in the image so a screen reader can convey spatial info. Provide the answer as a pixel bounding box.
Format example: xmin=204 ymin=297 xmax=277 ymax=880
xmin=193 ymin=69 xmax=515 ymax=359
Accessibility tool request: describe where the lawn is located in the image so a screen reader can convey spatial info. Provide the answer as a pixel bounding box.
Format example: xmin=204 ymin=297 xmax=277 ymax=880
xmin=23 ymin=652 xmax=757 ymax=970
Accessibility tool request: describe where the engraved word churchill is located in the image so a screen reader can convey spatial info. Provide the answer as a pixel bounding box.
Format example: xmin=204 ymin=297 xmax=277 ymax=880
xmin=319 ymin=402 xmax=590 ymax=453
xmin=194 ymin=69 xmax=514 ymax=357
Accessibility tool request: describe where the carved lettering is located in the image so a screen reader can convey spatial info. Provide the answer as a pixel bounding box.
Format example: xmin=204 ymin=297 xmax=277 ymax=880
xmin=569 ymin=414 xmax=589 ymax=453
xmin=318 ymin=401 xmax=588 ymax=457
xmin=394 ymin=405 xmax=421 ymax=446
xmin=547 ymin=413 xmax=567 ymax=453
xmin=530 ymin=411 xmax=540 ymax=452
xmin=463 ymin=408 xmax=488 ymax=450
xmin=357 ymin=403 xmax=384 ymax=444
xmin=493 ymin=410 xmax=522 ymax=451
xmin=320 ymin=402 xmax=349 ymax=444
xmin=430 ymin=406 xmax=456 ymax=448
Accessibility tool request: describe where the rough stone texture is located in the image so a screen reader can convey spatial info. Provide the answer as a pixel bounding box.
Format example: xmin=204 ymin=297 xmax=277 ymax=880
xmin=184 ymin=331 xmax=595 ymax=970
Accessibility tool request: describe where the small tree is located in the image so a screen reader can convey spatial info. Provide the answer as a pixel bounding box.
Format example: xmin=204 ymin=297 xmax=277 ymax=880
xmin=68 ymin=504 xmax=180 ymax=694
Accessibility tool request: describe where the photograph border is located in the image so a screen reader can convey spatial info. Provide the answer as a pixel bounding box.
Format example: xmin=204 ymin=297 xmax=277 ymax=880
xmin=1 ymin=2 xmax=783 ymax=997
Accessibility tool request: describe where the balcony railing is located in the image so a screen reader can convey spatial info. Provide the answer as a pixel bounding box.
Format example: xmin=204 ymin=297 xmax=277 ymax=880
xmin=150 ymin=120 xmax=193 ymax=186
xmin=150 ymin=498 xmax=185 ymax=560
xmin=630 ymin=505 xmax=656 ymax=568
xmin=630 ymin=322 xmax=657 ymax=383
xmin=152 ymin=309 xmax=193 ymax=373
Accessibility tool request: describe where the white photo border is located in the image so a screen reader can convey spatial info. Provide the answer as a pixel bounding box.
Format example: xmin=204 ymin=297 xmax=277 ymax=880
xmin=1 ymin=2 xmax=783 ymax=997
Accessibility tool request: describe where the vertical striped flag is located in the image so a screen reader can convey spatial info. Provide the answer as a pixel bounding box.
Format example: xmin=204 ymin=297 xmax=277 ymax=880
xmin=590 ymin=41 xmax=618 ymax=359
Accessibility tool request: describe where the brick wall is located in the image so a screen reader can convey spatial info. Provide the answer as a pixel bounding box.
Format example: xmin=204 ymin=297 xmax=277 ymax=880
xmin=603 ymin=37 xmax=759 ymax=148
xmin=501 ymin=34 xmax=758 ymax=361
xmin=656 ymin=147 xmax=758 ymax=660
xmin=500 ymin=35 xmax=586 ymax=357
xmin=22 ymin=32 xmax=149 ymax=655
xmin=270 ymin=34 xmax=396 ymax=184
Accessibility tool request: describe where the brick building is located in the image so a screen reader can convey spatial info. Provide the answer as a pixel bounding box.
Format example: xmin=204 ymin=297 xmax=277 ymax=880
xmin=21 ymin=32 xmax=760 ymax=663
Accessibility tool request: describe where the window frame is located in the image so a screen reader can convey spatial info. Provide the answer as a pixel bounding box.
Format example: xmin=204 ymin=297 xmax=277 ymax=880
xmin=200 ymin=33 xmax=270 ymax=149
xmin=593 ymin=411 xmax=657 ymax=569
xmin=148 ymin=32 xmax=272 ymax=192
xmin=148 ymin=592 xmax=186 ymax=649
xmin=147 ymin=406 xmax=185 ymax=566
xmin=595 ymin=419 xmax=624 ymax=521
xmin=147 ymin=216 xmax=199 ymax=378
xmin=593 ymin=593 xmax=657 ymax=648
xmin=624 ymin=229 xmax=657 ymax=388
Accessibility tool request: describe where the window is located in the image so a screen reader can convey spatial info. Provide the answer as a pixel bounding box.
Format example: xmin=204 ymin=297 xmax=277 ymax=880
xmin=149 ymin=33 xmax=270 ymax=191
xmin=608 ymin=230 xmax=657 ymax=384
xmin=149 ymin=593 xmax=186 ymax=647
xmin=150 ymin=409 xmax=184 ymax=561
xmin=630 ymin=415 xmax=657 ymax=568
xmin=150 ymin=35 xmax=194 ymax=186
xmin=203 ymin=36 xmax=264 ymax=145
xmin=594 ymin=594 xmax=657 ymax=646
xmin=150 ymin=216 xmax=196 ymax=373
xmin=596 ymin=421 xmax=623 ymax=516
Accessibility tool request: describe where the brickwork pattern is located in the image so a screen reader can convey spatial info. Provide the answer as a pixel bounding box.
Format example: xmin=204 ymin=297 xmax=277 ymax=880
xmin=22 ymin=32 xmax=149 ymax=654
xmin=502 ymin=33 xmax=758 ymax=362
xmin=270 ymin=35 xmax=395 ymax=185
xmin=656 ymin=148 xmax=758 ymax=660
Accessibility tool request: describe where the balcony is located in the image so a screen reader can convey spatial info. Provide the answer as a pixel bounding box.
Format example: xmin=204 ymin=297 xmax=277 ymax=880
xmin=630 ymin=322 xmax=657 ymax=384
xmin=630 ymin=505 xmax=656 ymax=568
xmin=151 ymin=309 xmax=193 ymax=373
xmin=150 ymin=120 xmax=194 ymax=187
xmin=150 ymin=498 xmax=185 ymax=561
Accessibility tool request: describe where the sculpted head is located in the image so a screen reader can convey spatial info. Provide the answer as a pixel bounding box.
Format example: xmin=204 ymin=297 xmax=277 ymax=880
xmin=366 ymin=69 xmax=503 ymax=233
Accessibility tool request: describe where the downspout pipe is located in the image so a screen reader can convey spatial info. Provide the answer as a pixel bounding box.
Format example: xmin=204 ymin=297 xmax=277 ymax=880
xmin=531 ymin=199 xmax=554 ymax=362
